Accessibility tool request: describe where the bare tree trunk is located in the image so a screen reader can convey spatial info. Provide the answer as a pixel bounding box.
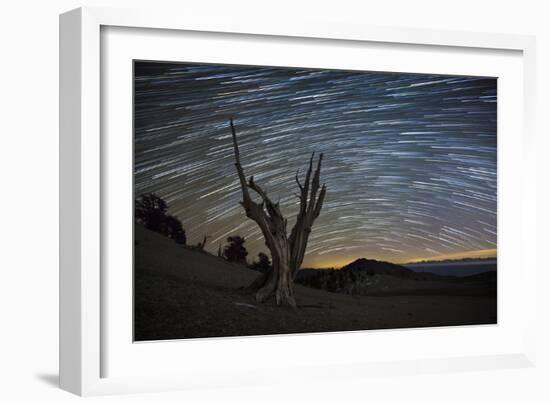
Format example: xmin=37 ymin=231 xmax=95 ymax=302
xmin=230 ymin=119 xmax=326 ymax=307
xmin=290 ymin=153 xmax=326 ymax=279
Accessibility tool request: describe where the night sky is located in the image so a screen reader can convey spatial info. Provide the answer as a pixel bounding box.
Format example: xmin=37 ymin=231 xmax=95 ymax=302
xmin=134 ymin=61 xmax=497 ymax=268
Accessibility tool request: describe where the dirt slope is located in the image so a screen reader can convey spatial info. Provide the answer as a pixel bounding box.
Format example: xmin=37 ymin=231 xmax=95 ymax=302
xmin=134 ymin=225 xmax=497 ymax=341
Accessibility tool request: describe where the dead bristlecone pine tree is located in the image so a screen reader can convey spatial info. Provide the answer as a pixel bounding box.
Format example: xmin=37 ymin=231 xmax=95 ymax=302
xmin=230 ymin=118 xmax=326 ymax=307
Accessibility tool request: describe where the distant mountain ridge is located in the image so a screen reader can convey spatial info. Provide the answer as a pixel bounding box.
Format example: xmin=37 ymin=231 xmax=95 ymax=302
xmin=341 ymin=258 xmax=423 ymax=278
xmin=301 ymin=258 xmax=456 ymax=281
xmin=404 ymin=258 xmax=497 ymax=277
xmin=405 ymin=257 xmax=497 ymax=265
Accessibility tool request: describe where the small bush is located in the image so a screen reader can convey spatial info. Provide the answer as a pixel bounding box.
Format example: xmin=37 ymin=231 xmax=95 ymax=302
xmin=135 ymin=193 xmax=186 ymax=245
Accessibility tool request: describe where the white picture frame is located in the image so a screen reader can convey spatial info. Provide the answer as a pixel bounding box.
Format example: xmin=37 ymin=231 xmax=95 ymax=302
xmin=59 ymin=6 xmax=537 ymax=396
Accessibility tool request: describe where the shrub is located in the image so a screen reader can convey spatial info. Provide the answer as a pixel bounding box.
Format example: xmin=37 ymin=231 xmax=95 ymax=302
xmin=249 ymin=252 xmax=271 ymax=272
xmin=135 ymin=193 xmax=186 ymax=245
xmin=223 ymin=236 xmax=248 ymax=264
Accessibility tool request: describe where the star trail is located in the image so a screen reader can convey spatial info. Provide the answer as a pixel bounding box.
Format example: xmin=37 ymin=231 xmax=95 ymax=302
xmin=134 ymin=61 xmax=497 ymax=268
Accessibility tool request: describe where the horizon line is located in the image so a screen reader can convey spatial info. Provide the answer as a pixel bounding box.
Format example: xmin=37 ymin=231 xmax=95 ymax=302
xmin=303 ymin=248 xmax=497 ymax=269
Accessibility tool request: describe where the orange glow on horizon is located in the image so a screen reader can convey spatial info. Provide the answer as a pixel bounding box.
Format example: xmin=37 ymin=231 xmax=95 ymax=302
xmin=302 ymin=248 xmax=497 ymax=269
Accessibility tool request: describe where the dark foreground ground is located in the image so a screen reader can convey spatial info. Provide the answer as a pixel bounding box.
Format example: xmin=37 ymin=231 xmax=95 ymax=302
xmin=134 ymin=226 xmax=497 ymax=341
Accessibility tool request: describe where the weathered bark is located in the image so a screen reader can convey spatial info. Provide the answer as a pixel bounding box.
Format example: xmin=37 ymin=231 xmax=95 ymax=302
xmin=289 ymin=153 xmax=327 ymax=279
xmin=230 ymin=119 xmax=326 ymax=307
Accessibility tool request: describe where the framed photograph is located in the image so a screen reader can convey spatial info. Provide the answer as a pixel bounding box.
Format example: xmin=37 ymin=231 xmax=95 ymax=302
xmin=60 ymin=7 xmax=537 ymax=396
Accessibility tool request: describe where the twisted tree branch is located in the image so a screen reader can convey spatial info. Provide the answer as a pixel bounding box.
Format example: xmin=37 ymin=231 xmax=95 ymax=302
xmin=229 ymin=119 xmax=325 ymax=306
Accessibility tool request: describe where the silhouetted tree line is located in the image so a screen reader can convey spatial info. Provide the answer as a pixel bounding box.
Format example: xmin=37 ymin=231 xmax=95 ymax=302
xmin=295 ymin=269 xmax=343 ymax=292
xmin=135 ymin=193 xmax=187 ymax=245
xmin=295 ymin=259 xmax=447 ymax=295
xmin=295 ymin=266 xmax=376 ymax=293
